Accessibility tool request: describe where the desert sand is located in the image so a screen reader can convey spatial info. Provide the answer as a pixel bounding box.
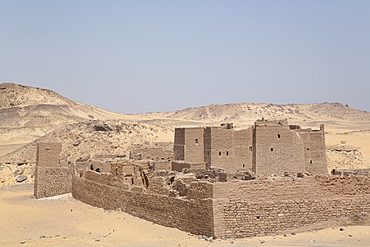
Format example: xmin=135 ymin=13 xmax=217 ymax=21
xmin=1 ymin=183 xmax=370 ymax=247
xmin=1 ymin=83 xmax=370 ymax=246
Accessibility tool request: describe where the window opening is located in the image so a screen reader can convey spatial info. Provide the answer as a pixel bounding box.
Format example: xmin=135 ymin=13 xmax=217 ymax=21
xmin=278 ymin=134 xmax=281 ymax=138
xmin=310 ymin=160 xmax=313 ymax=164
xmin=226 ymin=151 xmax=229 ymax=156
xmin=270 ymin=148 xmax=273 ymax=151
xmin=249 ymin=146 xmax=253 ymax=151
xmin=219 ymin=151 xmax=221 ymax=156
xmin=195 ymin=138 xmax=198 ymax=143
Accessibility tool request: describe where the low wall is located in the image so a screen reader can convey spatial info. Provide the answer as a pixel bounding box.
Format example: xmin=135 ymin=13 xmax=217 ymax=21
xmin=172 ymin=161 xmax=206 ymax=172
xmin=213 ymin=176 xmax=370 ymax=238
xmin=71 ymin=170 xmax=370 ymax=239
xmin=72 ymin=171 xmax=214 ymax=236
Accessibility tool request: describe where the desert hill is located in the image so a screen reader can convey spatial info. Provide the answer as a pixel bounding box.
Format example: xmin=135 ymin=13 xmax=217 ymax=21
xmin=0 ymin=83 xmax=147 ymax=150
xmin=142 ymin=102 xmax=370 ymax=125
xmin=0 ymin=119 xmax=173 ymax=186
xmin=1 ymin=83 xmax=370 ymax=186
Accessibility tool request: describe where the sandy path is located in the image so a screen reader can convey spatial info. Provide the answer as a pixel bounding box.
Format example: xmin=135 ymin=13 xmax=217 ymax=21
xmin=1 ymin=184 xmax=370 ymax=247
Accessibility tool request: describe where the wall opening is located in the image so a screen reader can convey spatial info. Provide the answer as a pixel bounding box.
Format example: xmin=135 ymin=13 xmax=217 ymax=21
xmin=310 ymin=160 xmax=313 ymax=164
xmin=219 ymin=151 xmax=221 ymax=156
xmin=242 ymin=164 xmax=245 ymax=168
xmin=270 ymin=148 xmax=273 ymax=151
xmin=90 ymin=164 xmax=94 ymax=170
xmin=307 ymin=148 xmax=310 ymax=150
xmin=195 ymin=138 xmax=198 ymax=144
xmin=249 ymin=146 xmax=253 ymax=151
xmin=256 ymin=216 xmax=260 ymax=219
xmin=278 ymin=134 xmax=281 ymax=139
xmin=226 ymin=151 xmax=229 ymax=156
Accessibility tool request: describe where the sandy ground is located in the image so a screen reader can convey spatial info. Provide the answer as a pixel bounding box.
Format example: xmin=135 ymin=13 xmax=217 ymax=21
xmin=0 ymin=143 xmax=27 ymax=157
xmin=1 ymin=184 xmax=369 ymax=247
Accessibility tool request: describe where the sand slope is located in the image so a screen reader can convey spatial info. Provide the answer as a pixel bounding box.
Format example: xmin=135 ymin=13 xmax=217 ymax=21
xmin=1 ymin=184 xmax=369 ymax=247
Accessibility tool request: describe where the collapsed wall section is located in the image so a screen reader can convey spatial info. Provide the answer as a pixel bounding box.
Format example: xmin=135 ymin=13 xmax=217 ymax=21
xmin=72 ymin=170 xmax=215 ymax=236
xmin=212 ymin=176 xmax=370 ymax=238
xmin=34 ymin=142 xmax=72 ymax=198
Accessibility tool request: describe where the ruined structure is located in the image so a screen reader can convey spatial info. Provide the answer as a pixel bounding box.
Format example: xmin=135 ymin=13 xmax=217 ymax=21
xmin=174 ymin=119 xmax=327 ymax=175
xmin=34 ymin=119 xmax=370 ymax=238
xmin=34 ymin=142 xmax=72 ymax=198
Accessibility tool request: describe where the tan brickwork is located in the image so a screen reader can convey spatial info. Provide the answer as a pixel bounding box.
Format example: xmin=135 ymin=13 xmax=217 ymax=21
xmin=213 ymin=175 xmax=370 ymax=238
xmin=34 ymin=142 xmax=72 ymax=199
xmin=72 ymin=171 xmax=215 ymax=236
xmin=174 ymin=119 xmax=328 ymax=176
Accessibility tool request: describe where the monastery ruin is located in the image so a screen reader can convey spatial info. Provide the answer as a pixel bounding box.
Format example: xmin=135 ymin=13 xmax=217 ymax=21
xmin=34 ymin=119 xmax=370 ymax=238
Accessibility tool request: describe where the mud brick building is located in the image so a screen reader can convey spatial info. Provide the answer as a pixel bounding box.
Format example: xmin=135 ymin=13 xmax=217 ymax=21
xmin=174 ymin=119 xmax=327 ymax=175
xmin=34 ymin=119 xmax=370 ymax=238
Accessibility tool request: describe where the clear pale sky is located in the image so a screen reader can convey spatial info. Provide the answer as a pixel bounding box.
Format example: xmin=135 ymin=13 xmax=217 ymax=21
xmin=1 ymin=1 xmax=369 ymax=114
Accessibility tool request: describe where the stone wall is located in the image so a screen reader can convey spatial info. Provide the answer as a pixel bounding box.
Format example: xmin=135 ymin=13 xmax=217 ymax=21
xmin=72 ymin=170 xmax=215 ymax=236
xmin=34 ymin=142 xmax=72 ymax=198
xmin=332 ymin=168 xmax=370 ymax=176
xmin=174 ymin=127 xmax=205 ymax=163
xmin=171 ymin=161 xmax=206 ymax=172
xmin=212 ymin=175 xmax=370 ymax=238
xmin=174 ymin=120 xmax=327 ymax=176
xmin=130 ymin=147 xmax=173 ymax=162
xmin=254 ymin=124 xmax=305 ymax=176
xmin=299 ymin=127 xmax=327 ymax=174
xmin=206 ymin=127 xmax=253 ymax=173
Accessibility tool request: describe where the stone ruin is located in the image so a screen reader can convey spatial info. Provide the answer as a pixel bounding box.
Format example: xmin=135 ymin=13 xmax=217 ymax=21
xmin=173 ymin=118 xmax=327 ymax=175
xmin=34 ymin=119 xmax=370 ymax=238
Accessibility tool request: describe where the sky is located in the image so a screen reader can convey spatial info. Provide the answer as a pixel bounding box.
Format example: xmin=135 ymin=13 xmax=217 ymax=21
xmin=1 ymin=0 xmax=369 ymax=114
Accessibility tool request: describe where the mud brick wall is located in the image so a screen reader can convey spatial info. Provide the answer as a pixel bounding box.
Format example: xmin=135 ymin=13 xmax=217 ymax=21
xmin=254 ymin=125 xmax=305 ymax=176
xmin=213 ymin=176 xmax=370 ymax=238
xmin=36 ymin=142 xmax=62 ymax=167
xmin=174 ymin=127 xmax=205 ymax=163
xmin=171 ymin=161 xmax=206 ymax=172
xmin=34 ymin=142 xmax=72 ymax=199
xmin=206 ymin=127 xmax=253 ymax=173
xmin=34 ymin=166 xmax=72 ymax=198
xmin=72 ymin=172 xmax=215 ymax=236
xmin=154 ymin=161 xmax=172 ymax=171
xmin=300 ymin=130 xmax=327 ymax=174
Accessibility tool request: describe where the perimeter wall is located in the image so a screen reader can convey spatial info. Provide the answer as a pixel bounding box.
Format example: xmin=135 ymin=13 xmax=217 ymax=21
xmin=213 ymin=175 xmax=370 ymax=238
xmin=72 ymin=171 xmax=215 ymax=236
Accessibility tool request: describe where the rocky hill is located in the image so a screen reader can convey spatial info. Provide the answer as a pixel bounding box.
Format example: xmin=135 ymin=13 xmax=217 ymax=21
xmin=1 ymin=83 xmax=370 ymax=186
xmin=0 ymin=83 xmax=143 ymax=147
xmin=142 ymin=102 xmax=370 ymax=124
